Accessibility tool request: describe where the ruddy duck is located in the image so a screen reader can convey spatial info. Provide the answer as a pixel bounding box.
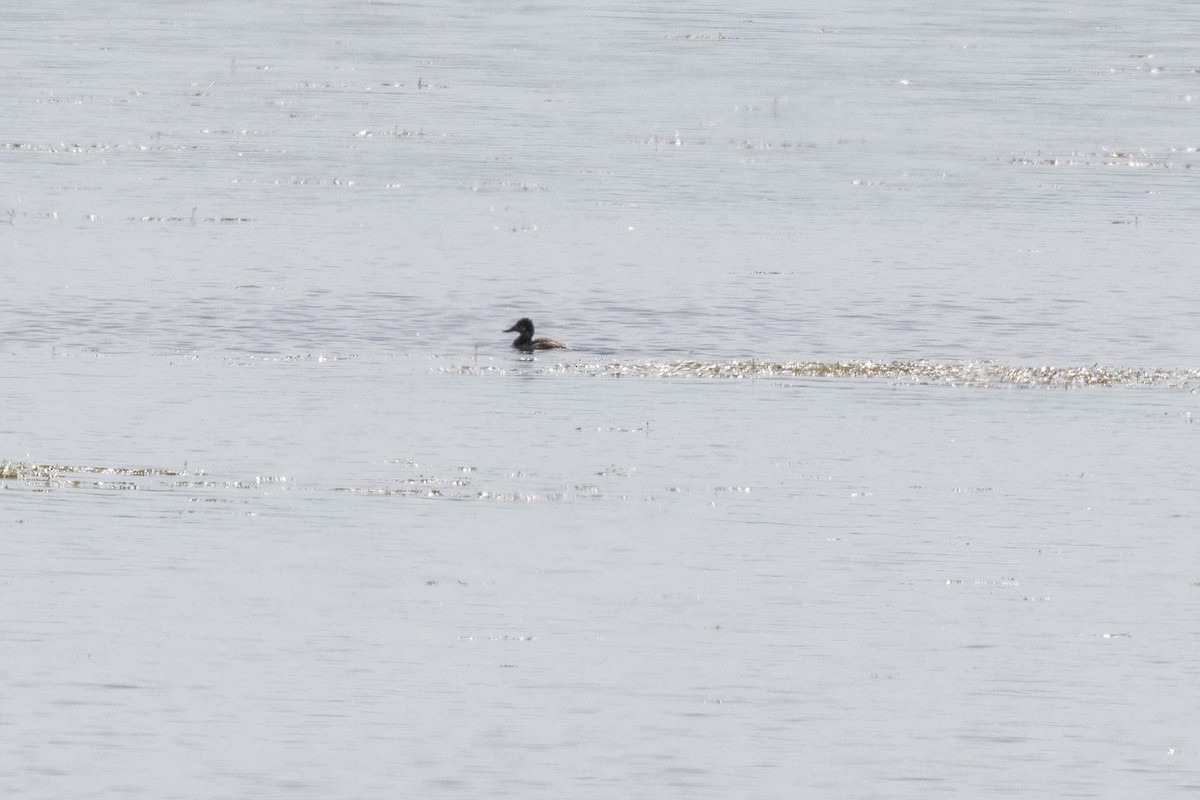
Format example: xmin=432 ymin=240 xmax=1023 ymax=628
xmin=505 ymin=317 xmax=567 ymax=352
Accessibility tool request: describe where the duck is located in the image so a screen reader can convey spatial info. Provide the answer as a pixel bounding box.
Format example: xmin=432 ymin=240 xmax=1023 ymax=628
xmin=504 ymin=317 xmax=568 ymax=352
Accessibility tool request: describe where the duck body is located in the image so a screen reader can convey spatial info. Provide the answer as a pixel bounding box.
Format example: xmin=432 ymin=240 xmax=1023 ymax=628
xmin=505 ymin=317 xmax=568 ymax=352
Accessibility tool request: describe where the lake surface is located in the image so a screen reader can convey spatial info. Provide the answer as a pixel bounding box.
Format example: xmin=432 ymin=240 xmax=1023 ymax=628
xmin=2 ymin=2 xmax=1199 ymax=798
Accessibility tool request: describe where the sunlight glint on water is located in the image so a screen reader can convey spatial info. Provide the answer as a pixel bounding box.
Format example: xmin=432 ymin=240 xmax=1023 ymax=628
xmin=2 ymin=2 xmax=1199 ymax=798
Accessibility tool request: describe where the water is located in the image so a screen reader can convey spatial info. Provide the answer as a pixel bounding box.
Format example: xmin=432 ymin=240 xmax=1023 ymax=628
xmin=3 ymin=2 xmax=1200 ymax=798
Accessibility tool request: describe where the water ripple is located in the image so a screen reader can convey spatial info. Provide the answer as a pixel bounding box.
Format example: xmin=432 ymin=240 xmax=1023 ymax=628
xmin=446 ymin=359 xmax=1200 ymax=389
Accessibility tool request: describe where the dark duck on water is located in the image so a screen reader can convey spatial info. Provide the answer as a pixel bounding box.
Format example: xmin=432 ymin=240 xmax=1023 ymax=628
xmin=505 ymin=318 xmax=568 ymax=353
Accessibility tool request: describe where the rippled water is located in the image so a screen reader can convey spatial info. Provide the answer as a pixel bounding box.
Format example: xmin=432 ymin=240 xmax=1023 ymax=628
xmin=7 ymin=0 xmax=1200 ymax=363
xmin=3 ymin=2 xmax=1200 ymax=798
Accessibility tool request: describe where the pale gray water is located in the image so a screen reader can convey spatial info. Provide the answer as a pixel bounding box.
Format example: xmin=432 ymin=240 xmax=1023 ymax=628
xmin=3 ymin=1 xmax=1200 ymax=798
